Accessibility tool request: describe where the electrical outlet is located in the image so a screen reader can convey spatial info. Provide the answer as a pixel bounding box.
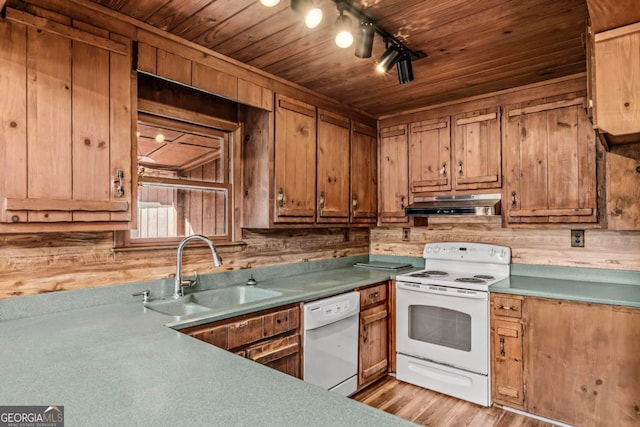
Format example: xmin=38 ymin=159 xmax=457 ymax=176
xmin=571 ymin=229 xmax=585 ymax=247
xmin=402 ymin=228 xmax=410 ymax=242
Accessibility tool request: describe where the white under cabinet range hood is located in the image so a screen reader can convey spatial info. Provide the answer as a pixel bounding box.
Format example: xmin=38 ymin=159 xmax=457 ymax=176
xmin=404 ymin=194 xmax=501 ymax=217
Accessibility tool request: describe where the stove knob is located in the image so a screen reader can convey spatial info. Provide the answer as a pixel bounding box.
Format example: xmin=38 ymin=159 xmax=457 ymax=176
xmin=489 ymin=248 xmax=496 ymax=256
xmin=433 ymin=246 xmax=440 ymax=253
xmin=499 ymin=249 xmax=507 ymax=258
xmin=425 ymin=246 xmax=432 ymax=253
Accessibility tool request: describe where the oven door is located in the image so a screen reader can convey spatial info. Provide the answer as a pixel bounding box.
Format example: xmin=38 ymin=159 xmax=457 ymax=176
xmin=396 ymin=281 xmax=489 ymax=375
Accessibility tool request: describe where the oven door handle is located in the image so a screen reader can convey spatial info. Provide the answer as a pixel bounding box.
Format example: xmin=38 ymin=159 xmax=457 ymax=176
xmin=396 ymin=282 xmax=488 ymax=300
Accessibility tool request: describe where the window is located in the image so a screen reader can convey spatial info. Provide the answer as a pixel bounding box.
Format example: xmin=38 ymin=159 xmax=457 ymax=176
xmin=117 ymin=112 xmax=234 ymax=249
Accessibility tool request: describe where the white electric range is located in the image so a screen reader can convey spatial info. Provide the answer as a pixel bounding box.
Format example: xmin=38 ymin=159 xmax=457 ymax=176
xmin=395 ymin=242 xmax=511 ymax=407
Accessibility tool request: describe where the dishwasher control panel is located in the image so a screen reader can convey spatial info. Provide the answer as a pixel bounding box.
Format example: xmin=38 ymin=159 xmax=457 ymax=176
xmin=303 ymin=291 xmax=360 ymax=330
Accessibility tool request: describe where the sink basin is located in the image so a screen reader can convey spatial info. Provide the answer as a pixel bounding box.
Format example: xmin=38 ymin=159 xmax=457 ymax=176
xmin=145 ymin=298 xmax=212 ymax=317
xmin=145 ymin=286 xmax=283 ymax=317
xmin=191 ymin=286 xmax=283 ymax=307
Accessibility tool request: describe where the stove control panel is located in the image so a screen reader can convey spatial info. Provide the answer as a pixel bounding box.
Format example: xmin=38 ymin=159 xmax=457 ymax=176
xmin=423 ymin=242 xmax=511 ymax=264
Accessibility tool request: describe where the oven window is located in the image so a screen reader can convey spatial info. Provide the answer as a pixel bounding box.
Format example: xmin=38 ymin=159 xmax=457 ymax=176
xmin=408 ymin=305 xmax=472 ymax=352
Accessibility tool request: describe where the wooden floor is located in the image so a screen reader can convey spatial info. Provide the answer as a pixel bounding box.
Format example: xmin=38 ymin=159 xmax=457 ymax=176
xmin=352 ymin=376 xmax=554 ymax=427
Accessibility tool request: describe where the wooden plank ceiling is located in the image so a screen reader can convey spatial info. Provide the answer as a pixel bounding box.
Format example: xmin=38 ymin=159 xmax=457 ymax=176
xmin=90 ymin=0 xmax=590 ymax=117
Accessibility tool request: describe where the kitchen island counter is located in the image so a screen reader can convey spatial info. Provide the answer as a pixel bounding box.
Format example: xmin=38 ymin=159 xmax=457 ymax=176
xmin=0 ymin=263 xmax=417 ymax=427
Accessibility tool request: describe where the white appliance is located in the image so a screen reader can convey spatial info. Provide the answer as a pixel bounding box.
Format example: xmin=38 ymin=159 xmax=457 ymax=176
xmin=303 ymin=291 xmax=360 ymax=396
xmin=395 ymin=242 xmax=511 ymax=406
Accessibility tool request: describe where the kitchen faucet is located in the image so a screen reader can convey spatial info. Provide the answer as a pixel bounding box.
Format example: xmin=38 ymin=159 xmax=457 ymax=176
xmin=174 ymin=234 xmax=221 ymax=298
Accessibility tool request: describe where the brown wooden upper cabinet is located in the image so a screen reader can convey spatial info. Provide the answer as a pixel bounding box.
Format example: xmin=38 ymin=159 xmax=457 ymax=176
xmin=592 ymin=22 xmax=640 ymax=136
xmin=408 ymin=109 xmax=501 ymax=197
xmin=317 ymin=110 xmax=350 ymax=223
xmin=350 ymin=122 xmax=378 ymax=225
xmin=503 ymin=94 xmax=598 ymax=225
xmin=137 ymin=41 xmax=272 ymax=110
xmin=453 ymin=107 xmax=502 ymax=191
xmin=379 ymin=124 xmax=409 ymax=225
xmin=0 ymin=15 xmax=133 ymax=231
xmin=274 ymin=94 xmax=317 ymax=224
xmin=409 ymin=117 xmax=452 ymax=194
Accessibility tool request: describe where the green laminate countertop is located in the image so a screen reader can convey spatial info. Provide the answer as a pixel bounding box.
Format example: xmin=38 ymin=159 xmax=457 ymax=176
xmin=0 ymin=265 xmax=417 ymax=427
xmin=490 ymin=266 xmax=640 ymax=308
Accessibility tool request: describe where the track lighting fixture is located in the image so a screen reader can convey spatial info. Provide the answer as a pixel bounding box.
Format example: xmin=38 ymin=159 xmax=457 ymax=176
xmin=334 ymin=10 xmax=353 ymax=48
xmin=259 ymin=0 xmax=426 ymax=85
xmin=376 ymin=45 xmax=402 ymax=74
xmin=354 ymin=21 xmax=374 ymax=58
xmin=291 ymin=0 xmax=323 ymax=29
xmin=396 ymin=54 xmax=414 ymax=84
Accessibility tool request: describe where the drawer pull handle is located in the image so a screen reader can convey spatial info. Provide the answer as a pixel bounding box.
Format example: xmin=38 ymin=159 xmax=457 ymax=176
xmin=498 ymin=305 xmax=517 ymax=311
xmin=371 ymin=292 xmax=379 ymax=299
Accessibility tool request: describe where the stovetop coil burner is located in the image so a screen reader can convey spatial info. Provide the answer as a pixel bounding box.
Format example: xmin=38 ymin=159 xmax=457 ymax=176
xmin=455 ymin=277 xmax=486 ymax=284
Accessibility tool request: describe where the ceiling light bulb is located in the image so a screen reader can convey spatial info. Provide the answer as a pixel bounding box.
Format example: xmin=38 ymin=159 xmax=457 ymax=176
xmin=155 ymin=133 xmax=165 ymax=143
xmin=260 ymin=0 xmax=280 ymax=6
xmin=336 ymin=30 xmax=353 ymax=48
xmin=305 ymin=7 xmax=323 ymax=29
xmin=334 ymin=12 xmax=353 ymax=48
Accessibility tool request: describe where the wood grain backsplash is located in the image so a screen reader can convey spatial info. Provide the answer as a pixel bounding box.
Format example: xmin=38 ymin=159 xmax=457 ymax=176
xmin=0 ymin=228 xmax=368 ymax=299
xmin=371 ymin=218 xmax=640 ymax=271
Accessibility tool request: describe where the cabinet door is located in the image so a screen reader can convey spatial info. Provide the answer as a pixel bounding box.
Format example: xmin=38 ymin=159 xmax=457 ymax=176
xmin=358 ymin=304 xmax=389 ymax=388
xmin=594 ymin=23 xmax=640 ymax=135
xmin=606 ymin=149 xmax=640 ymax=230
xmin=453 ymin=107 xmax=501 ymax=190
xmin=350 ymin=122 xmax=377 ymax=224
xmin=274 ymin=94 xmax=316 ymax=223
xmin=491 ymin=319 xmax=524 ymax=407
xmin=316 ymin=110 xmax=350 ymax=223
xmin=525 ymin=297 xmax=640 ymax=427
xmin=246 ymin=334 xmax=300 ymax=378
xmin=409 ymin=117 xmax=451 ymax=194
xmin=503 ymin=96 xmax=597 ymax=225
xmin=379 ymin=125 xmax=409 ymax=224
xmin=0 ymin=19 xmax=132 ymax=228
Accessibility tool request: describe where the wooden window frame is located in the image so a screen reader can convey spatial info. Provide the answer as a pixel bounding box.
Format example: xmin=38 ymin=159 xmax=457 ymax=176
xmin=115 ymin=109 xmax=237 ymax=250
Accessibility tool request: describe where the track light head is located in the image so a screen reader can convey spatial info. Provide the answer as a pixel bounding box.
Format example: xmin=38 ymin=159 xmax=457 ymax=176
xmin=335 ymin=11 xmax=353 ymax=48
xmin=376 ymin=45 xmax=402 ymax=74
xmin=354 ymin=21 xmax=374 ymax=58
xmin=291 ymin=0 xmax=323 ymax=29
xmin=396 ymin=54 xmax=414 ymax=84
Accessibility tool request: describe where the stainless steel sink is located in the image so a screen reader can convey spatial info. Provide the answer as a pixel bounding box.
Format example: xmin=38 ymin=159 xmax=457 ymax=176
xmin=145 ymin=286 xmax=284 ymax=317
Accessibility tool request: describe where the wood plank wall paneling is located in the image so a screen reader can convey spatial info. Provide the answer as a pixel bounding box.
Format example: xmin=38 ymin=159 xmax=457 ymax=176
xmin=370 ymin=221 xmax=640 ymax=271
xmin=0 ymin=228 xmax=369 ymax=299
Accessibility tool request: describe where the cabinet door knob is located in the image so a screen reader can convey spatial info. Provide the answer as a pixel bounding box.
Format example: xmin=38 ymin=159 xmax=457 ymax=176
xmin=277 ymin=188 xmax=285 ymax=207
xmin=352 ymin=196 xmax=358 ymax=210
xmin=500 ymin=336 xmax=506 ymax=356
xmin=400 ymin=195 xmax=405 ymax=209
xmin=114 ymin=169 xmax=125 ymax=197
xmin=459 ymin=160 xmax=463 ymax=176
xmin=319 ymin=192 xmax=325 ymax=209
xmin=441 ymin=162 xmax=447 ymax=177
xmin=511 ymin=191 xmax=517 ymax=208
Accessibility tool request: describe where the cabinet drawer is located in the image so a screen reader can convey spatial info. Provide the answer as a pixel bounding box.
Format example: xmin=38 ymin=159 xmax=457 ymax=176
xmin=360 ymin=283 xmax=387 ymax=309
xmin=492 ymin=296 xmax=522 ymax=319
xmin=263 ymin=307 xmax=299 ymax=338
xmin=227 ymin=317 xmax=264 ymax=349
xmin=189 ymin=324 xmax=228 ymax=349
xmin=246 ymin=334 xmax=300 ymax=365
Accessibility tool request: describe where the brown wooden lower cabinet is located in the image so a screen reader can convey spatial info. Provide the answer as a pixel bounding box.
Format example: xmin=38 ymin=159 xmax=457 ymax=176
xmin=357 ymin=282 xmax=390 ymax=389
xmin=181 ymin=304 xmax=301 ymax=378
xmin=491 ymin=293 xmax=640 ymax=427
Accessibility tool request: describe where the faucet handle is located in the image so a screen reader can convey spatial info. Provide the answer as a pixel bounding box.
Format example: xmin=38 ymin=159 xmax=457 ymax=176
xmin=132 ymin=290 xmax=150 ymax=303
xmin=181 ymin=271 xmax=199 ymax=290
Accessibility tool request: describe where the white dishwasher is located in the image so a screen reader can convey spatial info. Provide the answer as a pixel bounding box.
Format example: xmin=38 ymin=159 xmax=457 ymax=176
xmin=303 ymin=291 xmax=360 ymax=396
